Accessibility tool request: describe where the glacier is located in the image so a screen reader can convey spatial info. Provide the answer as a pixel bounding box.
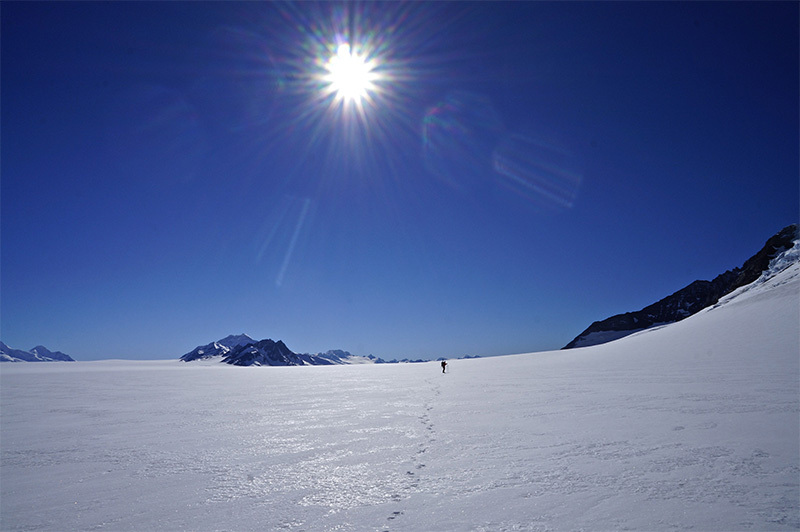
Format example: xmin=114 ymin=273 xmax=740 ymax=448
xmin=1 ymin=256 xmax=797 ymax=531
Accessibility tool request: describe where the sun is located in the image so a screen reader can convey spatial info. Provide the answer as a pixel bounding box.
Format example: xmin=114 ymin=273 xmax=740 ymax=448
xmin=323 ymin=43 xmax=378 ymax=105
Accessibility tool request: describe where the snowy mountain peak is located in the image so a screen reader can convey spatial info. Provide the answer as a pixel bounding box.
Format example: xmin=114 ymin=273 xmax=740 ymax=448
xmin=217 ymin=334 xmax=256 ymax=349
xmin=0 ymin=342 xmax=75 ymax=362
xmin=180 ymin=335 xmax=391 ymax=366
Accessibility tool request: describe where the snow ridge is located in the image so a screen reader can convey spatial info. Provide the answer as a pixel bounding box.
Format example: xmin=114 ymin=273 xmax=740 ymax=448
xmin=709 ymin=237 xmax=800 ymax=310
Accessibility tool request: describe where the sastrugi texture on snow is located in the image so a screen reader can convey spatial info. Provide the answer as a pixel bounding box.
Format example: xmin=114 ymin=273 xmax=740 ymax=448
xmin=564 ymin=223 xmax=798 ymax=349
xmin=0 ymin=342 xmax=74 ymax=362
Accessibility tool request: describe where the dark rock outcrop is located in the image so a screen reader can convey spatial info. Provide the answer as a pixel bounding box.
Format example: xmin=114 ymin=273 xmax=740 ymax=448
xmin=222 ymin=339 xmax=301 ymax=366
xmin=180 ymin=334 xmax=255 ymax=362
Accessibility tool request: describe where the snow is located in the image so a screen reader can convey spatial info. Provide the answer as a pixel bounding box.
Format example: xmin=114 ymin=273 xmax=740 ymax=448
xmin=1 ymin=262 xmax=798 ymax=531
xmin=569 ymin=326 xmax=655 ymax=348
xmin=335 ymin=355 xmax=379 ymax=364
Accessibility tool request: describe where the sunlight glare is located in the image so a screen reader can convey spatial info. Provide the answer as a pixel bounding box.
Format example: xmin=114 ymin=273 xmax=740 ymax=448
xmin=323 ymin=43 xmax=378 ymax=105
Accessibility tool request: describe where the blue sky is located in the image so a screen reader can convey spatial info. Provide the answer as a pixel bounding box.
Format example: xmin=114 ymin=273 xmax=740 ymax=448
xmin=2 ymin=2 xmax=797 ymax=361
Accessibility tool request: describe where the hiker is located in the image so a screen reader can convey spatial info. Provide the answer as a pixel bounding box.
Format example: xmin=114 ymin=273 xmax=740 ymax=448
xmin=441 ymin=360 xmax=447 ymax=373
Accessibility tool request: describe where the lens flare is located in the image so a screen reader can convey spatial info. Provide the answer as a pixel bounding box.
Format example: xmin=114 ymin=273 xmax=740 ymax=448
xmin=422 ymin=91 xmax=504 ymax=193
xmin=493 ymin=134 xmax=583 ymax=211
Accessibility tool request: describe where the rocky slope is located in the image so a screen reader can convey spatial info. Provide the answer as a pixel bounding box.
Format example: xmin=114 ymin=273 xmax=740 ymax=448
xmin=563 ymin=224 xmax=798 ymax=349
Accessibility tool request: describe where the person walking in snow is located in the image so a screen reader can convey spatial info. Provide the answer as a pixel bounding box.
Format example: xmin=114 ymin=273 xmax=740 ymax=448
xmin=441 ymin=360 xmax=447 ymax=373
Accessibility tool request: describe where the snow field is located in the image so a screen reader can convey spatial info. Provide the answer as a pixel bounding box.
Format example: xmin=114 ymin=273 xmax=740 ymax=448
xmin=1 ymin=262 xmax=798 ymax=531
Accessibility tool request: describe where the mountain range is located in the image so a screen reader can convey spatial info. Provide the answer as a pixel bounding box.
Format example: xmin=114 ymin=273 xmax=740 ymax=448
xmin=0 ymin=342 xmax=75 ymax=362
xmin=564 ymin=223 xmax=799 ymax=349
xmin=180 ymin=334 xmax=428 ymax=366
xmin=8 ymin=225 xmax=795 ymax=363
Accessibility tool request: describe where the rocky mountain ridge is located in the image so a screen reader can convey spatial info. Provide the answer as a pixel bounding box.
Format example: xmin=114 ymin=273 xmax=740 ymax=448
xmin=564 ymin=224 xmax=799 ymax=349
xmin=0 ymin=342 xmax=75 ymax=362
xmin=179 ymin=335 xmax=426 ymax=366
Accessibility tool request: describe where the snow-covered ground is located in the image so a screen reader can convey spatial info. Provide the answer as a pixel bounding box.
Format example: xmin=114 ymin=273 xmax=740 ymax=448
xmin=2 ymin=261 xmax=798 ymax=531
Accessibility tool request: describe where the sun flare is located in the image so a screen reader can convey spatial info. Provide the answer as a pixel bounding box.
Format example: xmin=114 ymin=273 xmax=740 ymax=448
xmin=323 ymin=43 xmax=378 ymax=105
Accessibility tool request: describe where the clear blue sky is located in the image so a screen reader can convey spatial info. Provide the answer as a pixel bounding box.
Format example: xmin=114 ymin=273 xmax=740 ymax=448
xmin=2 ymin=2 xmax=797 ymax=361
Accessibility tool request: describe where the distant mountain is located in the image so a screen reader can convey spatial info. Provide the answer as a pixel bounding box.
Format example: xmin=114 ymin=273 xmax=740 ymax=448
xmin=222 ymin=338 xmax=306 ymax=366
xmin=564 ymin=224 xmax=799 ymax=349
xmin=0 ymin=342 xmax=75 ymax=362
xmin=181 ymin=336 xmax=388 ymax=366
xmin=180 ymin=334 xmax=257 ymax=362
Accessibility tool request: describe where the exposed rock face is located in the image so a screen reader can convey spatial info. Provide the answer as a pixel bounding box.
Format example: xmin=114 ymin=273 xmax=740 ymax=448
xmin=180 ymin=334 xmax=256 ymax=362
xmin=222 ymin=339 xmax=302 ymax=366
xmin=734 ymin=224 xmax=800 ymax=287
xmin=564 ymin=224 xmax=798 ymax=349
